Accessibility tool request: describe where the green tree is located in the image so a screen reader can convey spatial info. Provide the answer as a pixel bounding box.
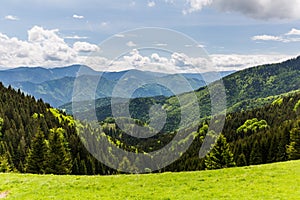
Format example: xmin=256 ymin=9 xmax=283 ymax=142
xmin=205 ymin=134 xmax=236 ymax=170
xmin=249 ymin=141 xmax=263 ymax=165
xmin=0 ymin=154 xmax=11 ymax=172
xmin=286 ymin=124 xmax=300 ymax=160
xmin=25 ymin=129 xmax=47 ymax=174
xmin=45 ymin=128 xmax=72 ymax=174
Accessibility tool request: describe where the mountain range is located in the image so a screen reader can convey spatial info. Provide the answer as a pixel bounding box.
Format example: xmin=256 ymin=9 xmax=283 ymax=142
xmin=60 ymin=56 xmax=300 ymax=132
xmin=0 ymin=65 xmax=234 ymax=107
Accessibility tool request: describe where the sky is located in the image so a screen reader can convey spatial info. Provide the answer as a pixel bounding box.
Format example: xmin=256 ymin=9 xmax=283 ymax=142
xmin=1 ymin=0 xmax=300 ymax=72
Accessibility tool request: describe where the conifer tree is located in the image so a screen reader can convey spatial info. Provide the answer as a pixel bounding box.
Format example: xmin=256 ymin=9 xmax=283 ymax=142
xmin=45 ymin=128 xmax=72 ymax=174
xmin=286 ymin=122 xmax=300 ymax=160
xmin=205 ymin=134 xmax=236 ymax=170
xmin=249 ymin=141 xmax=263 ymax=165
xmin=25 ymin=129 xmax=47 ymax=174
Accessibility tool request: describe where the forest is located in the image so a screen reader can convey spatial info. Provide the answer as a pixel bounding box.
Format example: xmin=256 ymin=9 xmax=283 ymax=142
xmin=1 ymin=57 xmax=300 ymax=175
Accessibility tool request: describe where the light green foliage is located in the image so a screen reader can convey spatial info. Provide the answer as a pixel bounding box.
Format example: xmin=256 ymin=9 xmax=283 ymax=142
xmin=293 ymin=99 xmax=300 ymax=112
xmin=272 ymin=97 xmax=283 ymax=106
xmin=48 ymin=108 xmax=75 ymax=127
xmin=31 ymin=113 xmax=44 ymax=119
xmin=1 ymin=161 xmax=300 ymax=199
xmin=237 ymin=118 xmax=269 ymax=134
xmin=0 ymin=154 xmax=11 ymax=172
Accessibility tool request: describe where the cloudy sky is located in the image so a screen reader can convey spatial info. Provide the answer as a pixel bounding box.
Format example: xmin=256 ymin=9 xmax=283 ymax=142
xmin=1 ymin=0 xmax=300 ymax=72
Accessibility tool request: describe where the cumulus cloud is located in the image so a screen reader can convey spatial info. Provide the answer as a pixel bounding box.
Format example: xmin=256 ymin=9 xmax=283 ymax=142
xmin=210 ymin=54 xmax=296 ymax=71
xmin=252 ymin=29 xmax=300 ymax=43
xmin=148 ymin=1 xmax=156 ymax=7
xmin=126 ymin=41 xmax=137 ymax=47
xmin=286 ymin=28 xmax=300 ymax=36
xmin=4 ymin=15 xmax=19 ymax=21
xmin=183 ymin=0 xmax=212 ymax=15
xmin=73 ymin=41 xmax=99 ymax=53
xmin=73 ymin=14 xmax=84 ymax=19
xmin=0 ymin=26 xmax=99 ymax=67
xmin=252 ymin=35 xmax=284 ymax=42
xmin=183 ymin=0 xmax=300 ymax=20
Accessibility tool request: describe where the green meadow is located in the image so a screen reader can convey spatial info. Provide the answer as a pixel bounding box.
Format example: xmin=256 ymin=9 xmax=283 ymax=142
xmin=1 ymin=160 xmax=300 ymax=199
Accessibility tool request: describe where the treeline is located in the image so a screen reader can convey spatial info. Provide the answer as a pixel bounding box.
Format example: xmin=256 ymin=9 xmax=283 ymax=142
xmin=1 ymin=80 xmax=300 ymax=175
xmin=0 ymin=83 xmax=117 ymax=175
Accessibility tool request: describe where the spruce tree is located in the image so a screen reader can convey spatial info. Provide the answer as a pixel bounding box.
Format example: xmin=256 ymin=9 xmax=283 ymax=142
xmin=45 ymin=128 xmax=72 ymax=175
xmin=0 ymin=154 xmax=11 ymax=172
xmin=249 ymin=141 xmax=263 ymax=165
xmin=25 ymin=129 xmax=47 ymax=174
xmin=286 ymin=123 xmax=300 ymax=160
xmin=205 ymin=134 xmax=236 ymax=170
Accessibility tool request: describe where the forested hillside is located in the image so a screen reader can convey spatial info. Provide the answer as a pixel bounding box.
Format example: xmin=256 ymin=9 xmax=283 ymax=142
xmin=1 ymin=56 xmax=300 ymax=175
xmin=0 ymin=83 xmax=117 ymax=175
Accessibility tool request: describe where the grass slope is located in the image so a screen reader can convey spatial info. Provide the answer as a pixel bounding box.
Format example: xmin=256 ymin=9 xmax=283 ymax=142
xmin=0 ymin=160 xmax=300 ymax=199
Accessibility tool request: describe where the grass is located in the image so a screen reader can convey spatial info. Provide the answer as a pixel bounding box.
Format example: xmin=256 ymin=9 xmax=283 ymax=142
xmin=1 ymin=160 xmax=300 ymax=199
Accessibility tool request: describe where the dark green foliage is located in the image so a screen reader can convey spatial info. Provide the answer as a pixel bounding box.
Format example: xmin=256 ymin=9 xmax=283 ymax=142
xmin=25 ymin=129 xmax=47 ymax=174
xmin=287 ymin=120 xmax=300 ymax=160
xmin=204 ymin=134 xmax=236 ymax=170
xmin=44 ymin=128 xmax=72 ymax=174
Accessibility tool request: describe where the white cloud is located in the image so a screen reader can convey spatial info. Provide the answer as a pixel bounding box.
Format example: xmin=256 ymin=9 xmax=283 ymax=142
xmin=73 ymin=41 xmax=99 ymax=53
xmin=252 ymin=30 xmax=300 ymax=43
xmin=148 ymin=1 xmax=156 ymax=7
xmin=123 ymin=49 xmax=151 ymax=68
xmin=155 ymin=43 xmax=168 ymax=47
xmin=0 ymin=26 xmax=296 ymax=74
xmin=210 ymin=54 xmax=296 ymax=71
xmin=4 ymin=15 xmax=19 ymax=21
xmin=114 ymin=34 xmax=125 ymax=38
xmin=126 ymin=41 xmax=137 ymax=47
xmin=252 ymin=35 xmax=284 ymax=42
xmin=183 ymin=0 xmax=300 ymax=20
xmin=183 ymin=0 xmax=212 ymax=15
xmin=73 ymin=14 xmax=84 ymax=19
xmin=286 ymin=28 xmax=300 ymax=36
xmin=0 ymin=26 xmax=99 ymax=68
xmin=64 ymin=35 xmax=88 ymax=40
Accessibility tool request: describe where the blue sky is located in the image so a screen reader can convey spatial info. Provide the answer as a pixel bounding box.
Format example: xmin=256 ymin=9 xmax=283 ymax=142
xmin=1 ymin=0 xmax=300 ymax=72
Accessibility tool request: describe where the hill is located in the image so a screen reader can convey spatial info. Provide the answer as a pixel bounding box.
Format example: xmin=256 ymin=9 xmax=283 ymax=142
xmin=0 ymin=160 xmax=299 ymax=199
xmin=63 ymin=56 xmax=300 ymax=131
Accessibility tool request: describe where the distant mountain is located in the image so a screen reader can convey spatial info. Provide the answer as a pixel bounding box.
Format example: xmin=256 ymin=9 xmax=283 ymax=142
xmin=0 ymin=65 xmax=97 ymax=85
xmin=62 ymin=56 xmax=300 ymax=132
xmin=0 ymin=65 xmax=234 ymax=107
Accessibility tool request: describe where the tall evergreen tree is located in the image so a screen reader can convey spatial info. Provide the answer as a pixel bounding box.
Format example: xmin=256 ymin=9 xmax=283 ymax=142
xmin=25 ymin=129 xmax=47 ymax=174
xmin=286 ymin=121 xmax=300 ymax=160
xmin=45 ymin=128 xmax=72 ymax=174
xmin=205 ymin=134 xmax=236 ymax=170
xmin=249 ymin=141 xmax=263 ymax=165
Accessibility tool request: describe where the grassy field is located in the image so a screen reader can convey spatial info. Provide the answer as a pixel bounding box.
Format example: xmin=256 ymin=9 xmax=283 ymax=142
xmin=1 ymin=160 xmax=300 ymax=200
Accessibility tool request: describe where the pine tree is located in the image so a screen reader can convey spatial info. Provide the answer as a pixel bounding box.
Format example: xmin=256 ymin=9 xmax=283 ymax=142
xmin=249 ymin=141 xmax=263 ymax=165
xmin=45 ymin=128 xmax=72 ymax=174
xmin=205 ymin=134 xmax=236 ymax=170
xmin=236 ymin=153 xmax=247 ymax=166
xmin=0 ymin=154 xmax=11 ymax=172
xmin=25 ymin=129 xmax=47 ymax=174
xmin=286 ymin=123 xmax=300 ymax=160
